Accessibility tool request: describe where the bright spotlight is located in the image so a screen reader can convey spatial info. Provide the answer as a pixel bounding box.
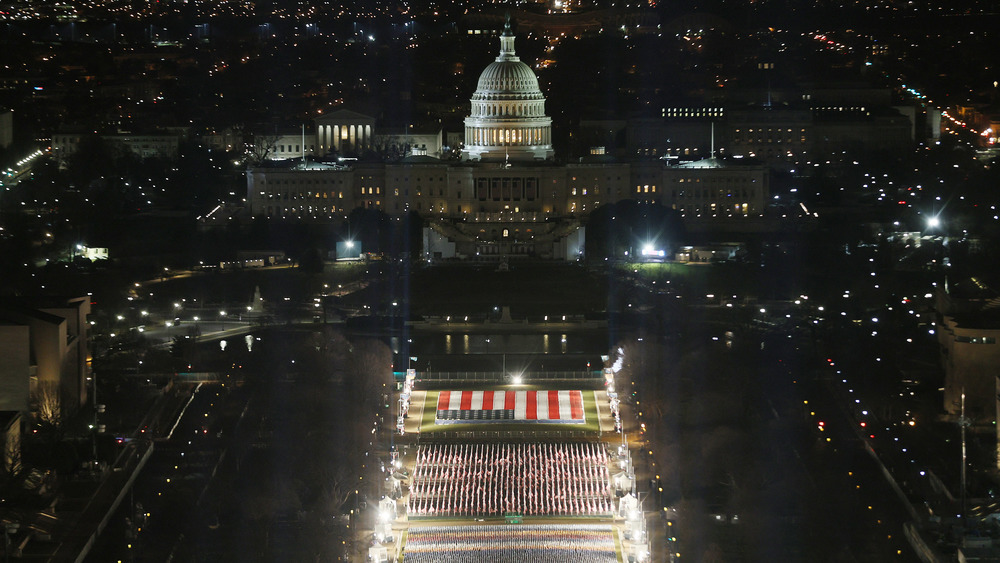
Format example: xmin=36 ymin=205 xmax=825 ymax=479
xmin=640 ymin=243 xmax=666 ymax=258
xmin=926 ymin=216 xmax=940 ymax=229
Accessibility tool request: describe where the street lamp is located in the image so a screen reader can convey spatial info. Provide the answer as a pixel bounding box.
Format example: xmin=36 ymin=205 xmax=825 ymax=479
xmin=4 ymin=522 xmax=19 ymax=563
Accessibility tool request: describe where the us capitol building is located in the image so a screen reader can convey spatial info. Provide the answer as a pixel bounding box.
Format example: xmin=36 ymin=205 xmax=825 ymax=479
xmin=245 ymin=22 xmax=769 ymax=259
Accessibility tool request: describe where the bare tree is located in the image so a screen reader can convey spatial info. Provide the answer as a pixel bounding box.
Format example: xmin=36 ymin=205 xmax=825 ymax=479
xmin=348 ymin=339 xmax=394 ymax=409
xmin=234 ymin=124 xmax=280 ymax=166
xmin=313 ymin=460 xmax=361 ymax=515
xmin=3 ymin=430 xmax=22 ymax=478
xmin=34 ymin=381 xmax=63 ymax=434
xmin=368 ymin=134 xmax=409 ymax=161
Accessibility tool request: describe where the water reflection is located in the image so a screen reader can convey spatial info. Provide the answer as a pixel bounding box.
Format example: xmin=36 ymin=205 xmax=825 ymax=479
xmin=395 ymin=332 xmax=606 ymax=356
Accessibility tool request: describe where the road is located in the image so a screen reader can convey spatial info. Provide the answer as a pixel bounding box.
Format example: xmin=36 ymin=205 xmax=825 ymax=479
xmin=143 ymin=320 xmax=256 ymax=350
xmin=83 ymin=382 xmax=251 ymax=562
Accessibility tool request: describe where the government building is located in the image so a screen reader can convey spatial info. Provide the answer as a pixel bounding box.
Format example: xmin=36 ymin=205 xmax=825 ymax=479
xmin=245 ymin=22 xmax=770 ymax=259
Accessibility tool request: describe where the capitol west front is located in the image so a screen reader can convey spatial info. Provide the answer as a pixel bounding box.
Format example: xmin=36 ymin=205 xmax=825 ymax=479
xmin=246 ymin=26 xmax=769 ymax=258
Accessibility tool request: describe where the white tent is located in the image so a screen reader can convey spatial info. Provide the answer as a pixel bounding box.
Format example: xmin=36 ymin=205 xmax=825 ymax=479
xmin=618 ymin=492 xmax=638 ymax=518
xmin=374 ymin=521 xmax=394 ymax=543
xmin=613 ymin=471 xmax=634 ymax=495
xmin=378 ymin=497 xmax=397 ymax=522
xmin=624 ymin=518 xmax=646 ymax=542
xmin=627 ymin=544 xmax=650 ymax=563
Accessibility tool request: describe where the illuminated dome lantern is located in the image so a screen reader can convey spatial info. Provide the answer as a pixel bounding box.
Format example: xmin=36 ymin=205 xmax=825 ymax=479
xmin=462 ymin=19 xmax=554 ymax=161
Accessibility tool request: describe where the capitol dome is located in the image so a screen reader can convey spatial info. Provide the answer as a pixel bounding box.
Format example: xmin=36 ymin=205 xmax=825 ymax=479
xmin=462 ymin=19 xmax=554 ymax=161
xmin=474 ymin=59 xmax=543 ymax=98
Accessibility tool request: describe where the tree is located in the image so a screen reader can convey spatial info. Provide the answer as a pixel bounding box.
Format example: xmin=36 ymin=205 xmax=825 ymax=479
xmin=298 ymin=246 xmax=326 ymax=274
xmin=368 ymin=134 xmax=409 ymax=162
xmin=347 ymin=339 xmax=394 ymax=410
xmin=236 ymin=125 xmax=280 ymax=166
xmin=64 ymin=135 xmax=122 ymax=189
xmin=2 ymin=430 xmax=23 ymax=479
xmin=34 ymin=381 xmax=63 ymax=437
xmin=309 ymin=452 xmax=364 ymax=516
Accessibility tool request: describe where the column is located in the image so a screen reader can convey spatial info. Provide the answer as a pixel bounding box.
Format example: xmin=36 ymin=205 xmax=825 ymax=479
xmin=333 ymin=125 xmax=340 ymax=151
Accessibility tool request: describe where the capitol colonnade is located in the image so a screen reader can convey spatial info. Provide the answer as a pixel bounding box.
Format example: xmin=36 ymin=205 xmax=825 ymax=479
xmin=464 ymin=126 xmax=551 ymax=147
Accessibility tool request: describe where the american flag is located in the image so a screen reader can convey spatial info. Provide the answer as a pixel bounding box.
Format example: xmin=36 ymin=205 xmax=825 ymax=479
xmin=435 ymin=390 xmax=585 ymax=423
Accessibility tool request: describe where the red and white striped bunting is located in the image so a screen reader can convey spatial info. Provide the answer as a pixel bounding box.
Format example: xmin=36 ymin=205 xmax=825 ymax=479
xmin=435 ymin=390 xmax=584 ymax=422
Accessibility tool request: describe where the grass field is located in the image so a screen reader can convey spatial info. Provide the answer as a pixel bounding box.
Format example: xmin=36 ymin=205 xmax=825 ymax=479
xmin=407 ymin=263 xmax=608 ymax=316
xmin=418 ymin=389 xmax=602 ymax=434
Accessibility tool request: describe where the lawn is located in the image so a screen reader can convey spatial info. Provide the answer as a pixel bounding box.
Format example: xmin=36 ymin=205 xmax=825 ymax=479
xmin=407 ymin=263 xmax=609 ymax=316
